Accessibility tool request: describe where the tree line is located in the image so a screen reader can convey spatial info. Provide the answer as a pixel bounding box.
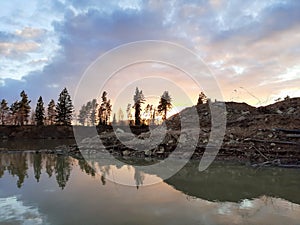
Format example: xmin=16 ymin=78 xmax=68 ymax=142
xmin=77 ymin=87 xmax=172 ymax=126
xmin=0 ymin=86 xmax=208 ymax=126
xmin=0 ymin=87 xmax=74 ymax=126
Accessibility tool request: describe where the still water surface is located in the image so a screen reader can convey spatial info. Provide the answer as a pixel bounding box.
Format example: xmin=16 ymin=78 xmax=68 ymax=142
xmin=0 ymin=152 xmax=299 ymax=225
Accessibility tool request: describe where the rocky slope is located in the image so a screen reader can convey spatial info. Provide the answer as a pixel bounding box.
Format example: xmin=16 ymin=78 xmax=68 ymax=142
xmin=74 ymin=97 xmax=300 ymax=166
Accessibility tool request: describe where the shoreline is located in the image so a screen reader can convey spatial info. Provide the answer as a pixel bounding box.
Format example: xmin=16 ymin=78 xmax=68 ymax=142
xmin=1 ymin=143 xmax=300 ymax=169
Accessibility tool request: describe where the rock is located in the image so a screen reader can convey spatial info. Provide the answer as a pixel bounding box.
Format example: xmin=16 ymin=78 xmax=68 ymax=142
xmin=276 ymin=109 xmax=283 ymax=114
xmin=286 ymin=107 xmax=295 ymax=114
xmin=270 ymin=143 xmax=276 ymax=146
xmin=122 ymin=150 xmax=131 ymax=156
xmin=268 ymin=134 xmax=273 ymax=138
xmin=116 ymin=133 xmax=134 ymax=142
xmin=115 ymin=128 xmax=124 ymax=134
xmin=138 ymin=132 xmax=150 ymax=139
xmin=144 ymin=149 xmax=152 ymax=157
xmin=236 ymin=116 xmax=246 ymax=122
xmin=241 ymin=111 xmax=250 ymax=115
xmin=81 ymin=137 xmax=91 ymax=144
xmin=155 ymin=146 xmax=165 ymax=154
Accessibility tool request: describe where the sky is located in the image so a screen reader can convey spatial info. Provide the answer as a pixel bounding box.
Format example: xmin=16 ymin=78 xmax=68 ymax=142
xmin=0 ymin=0 xmax=300 ymax=114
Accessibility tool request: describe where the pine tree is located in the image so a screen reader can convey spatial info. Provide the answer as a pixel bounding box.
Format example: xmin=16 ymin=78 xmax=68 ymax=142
xmin=133 ymin=87 xmax=145 ymax=126
xmin=18 ymin=90 xmax=31 ymax=125
xmin=47 ymin=99 xmax=56 ymax=125
xmin=85 ymin=101 xmax=92 ymax=126
xmin=157 ymin=91 xmax=172 ymax=121
xmin=98 ymin=91 xmax=107 ymax=125
xmin=35 ymin=96 xmax=45 ymax=126
xmin=126 ymin=103 xmax=132 ymax=125
xmin=117 ymin=108 xmax=124 ymax=124
xmin=10 ymin=101 xmax=19 ymax=125
xmin=112 ymin=113 xmax=117 ymax=125
xmin=90 ymin=99 xmax=98 ymax=126
xmin=78 ymin=104 xmax=87 ymax=125
xmin=55 ymin=88 xmax=74 ymax=125
xmin=98 ymin=92 xmax=111 ymax=125
xmin=0 ymin=99 xmax=9 ymax=125
xmin=105 ymin=99 xmax=112 ymax=125
xmin=30 ymin=111 xmax=36 ymax=125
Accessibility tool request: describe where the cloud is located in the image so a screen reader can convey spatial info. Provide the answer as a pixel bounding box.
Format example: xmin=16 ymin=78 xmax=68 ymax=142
xmin=0 ymin=41 xmax=40 ymax=56
xmin=15 ymin=27 xmax=46 ymax=39
xmin=0 ymin=0 xmax=299 ymax=109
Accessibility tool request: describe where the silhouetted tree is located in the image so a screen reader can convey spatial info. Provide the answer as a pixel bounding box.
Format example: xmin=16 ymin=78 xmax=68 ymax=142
xmin=30 ymin=111 xmax=35 ymax=125
xmin=47 ymin=99 xmax=56 ymax=125
xmin=126 ymin=103 xmax=133 ymax=125
xmin=133 ymin=87 xmax=145 ymax=126
xmin=55 ymin=88 xmax=74 ymax=125
xmin=117 ymin=108 xmax=124 ymax=124
xmin=90 ymin=99 xmax=98 ymax=126
xmin=144 ymin=104 xmax=155 ymax=125
xmin=112 ymin=113 xmax=117 ymax=125
xmin=10 ymin=101 xmax=19 ymax=125
xmin=98 ymin=92 xmax=111 ymax=125
xmin=98 ymin=91 xmax=107 ymax=125
xmin=105 ymin=99 xmax=112 ymax=124
xmin=151 ymin=108 xmax=156 ymax=125
xmin=35 ymin=96 xmax=45 ymax=126
xmin=157 ymin=91 xmax=172 ymax=121
xmin=18 ymin=90 xmax=31 ymax=125
xmin=197 ymin=92 xmax=207 ymax=105
xmin=0 ymin=99 xmax=9 ymax=125
xmin=85 ymin=101 xmax=92 ymax=125
xmin=78 ymin=104 xmax=87 ymax=125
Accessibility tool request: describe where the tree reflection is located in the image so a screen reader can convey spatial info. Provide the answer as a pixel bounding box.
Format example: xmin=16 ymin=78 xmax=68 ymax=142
xmin=134 ymin=168 xmax=145 ymax=189
xmin=2 ymin=153 xmax=145 ymax=190
xmin=6 ymin=153 xmax=28 ymax=188
xmin=0 ymin=152 xmax=98 ymax=189
xmin=99 ymin=165 xmax=111 ymax=186
xmin=78 ymin=159 xmax=96 ymax=177
xmin=33 ymin=153 xmax=42 ymax=182
xmin=45 ymin=154 xmax=55 ymax=178
xmin=55 ymin=155 xmax=71 ymax=189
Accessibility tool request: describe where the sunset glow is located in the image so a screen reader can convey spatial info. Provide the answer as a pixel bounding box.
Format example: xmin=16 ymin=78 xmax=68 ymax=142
xmin=0 ymin=0 xmax=299 ymax=111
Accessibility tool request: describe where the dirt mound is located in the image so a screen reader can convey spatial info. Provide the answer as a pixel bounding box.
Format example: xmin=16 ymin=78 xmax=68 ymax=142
xmin=164 ymin=97 xmax=300 ymax=165
xmin=259 ymin=97 xmax=300 ymax=115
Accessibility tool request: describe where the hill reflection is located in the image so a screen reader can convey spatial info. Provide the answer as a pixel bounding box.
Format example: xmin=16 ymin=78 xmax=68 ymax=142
xmin=1 ymin=152 xmax=300 ymax=205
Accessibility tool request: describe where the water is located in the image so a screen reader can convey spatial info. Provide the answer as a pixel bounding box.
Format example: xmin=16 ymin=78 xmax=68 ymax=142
xmin=0 ymin=152 xmax=300 ymax=225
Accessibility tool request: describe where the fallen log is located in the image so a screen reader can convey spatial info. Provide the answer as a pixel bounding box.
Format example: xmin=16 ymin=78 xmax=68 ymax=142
xmin=245 ymin=138 xmax=300 ymax=146
xmin=252 ymin=146 xmax=269 ymax=160
xmin=274 ymin=128 xmax=300 ymax=134
xmin=286 ymin=134 xmax=300 ymax=138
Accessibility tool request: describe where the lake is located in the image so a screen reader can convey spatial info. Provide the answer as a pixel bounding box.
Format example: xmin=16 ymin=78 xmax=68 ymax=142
xmin=0 ymin=152 xmax=300 ymax=225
